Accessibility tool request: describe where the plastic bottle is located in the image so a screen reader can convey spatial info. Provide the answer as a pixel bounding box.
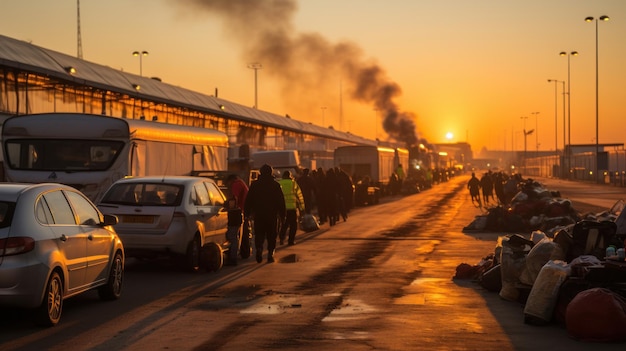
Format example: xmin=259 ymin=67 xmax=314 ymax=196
xmin=606 ymin=246 xmax=616 ymax=258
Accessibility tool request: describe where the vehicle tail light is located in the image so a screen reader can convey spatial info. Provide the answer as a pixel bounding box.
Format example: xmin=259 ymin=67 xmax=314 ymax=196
xmin=0 ymin=237 xmax=35 ymax=256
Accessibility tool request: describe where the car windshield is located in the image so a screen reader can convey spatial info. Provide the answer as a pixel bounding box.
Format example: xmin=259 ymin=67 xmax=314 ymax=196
xmin=101 ymin=183 xmax=182 ymax=206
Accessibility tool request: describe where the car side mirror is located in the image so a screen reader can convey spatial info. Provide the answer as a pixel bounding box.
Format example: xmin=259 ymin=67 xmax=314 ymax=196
xmin=102 ymin=214 xmax=118 ymax=226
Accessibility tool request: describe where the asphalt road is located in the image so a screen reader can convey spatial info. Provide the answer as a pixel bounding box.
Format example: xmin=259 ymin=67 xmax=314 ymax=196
xmin=1 ymin=174 xmax=625 ymax=351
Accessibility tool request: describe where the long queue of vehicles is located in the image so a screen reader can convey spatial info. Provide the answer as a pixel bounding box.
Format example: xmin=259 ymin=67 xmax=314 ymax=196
xmin=0 ymin=113 xmax=431 ymax=326
xmin=0 ymin=113 xmax=432 ymax=202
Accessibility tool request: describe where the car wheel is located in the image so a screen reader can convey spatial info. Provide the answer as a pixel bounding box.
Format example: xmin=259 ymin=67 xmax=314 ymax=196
xmin=35 ymin=271 xmax=63 ymax=327
xmin=185 ymin=235 xmax=202 ymax=272
xmin=98 ymin=251 xmax=124 ymax=300
xmin=201 ymin=242 xmax=223 ymax=272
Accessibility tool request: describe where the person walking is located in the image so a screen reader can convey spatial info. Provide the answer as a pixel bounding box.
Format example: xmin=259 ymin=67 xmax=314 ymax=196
xmin=278 ymin=170 xmax=305 ymax=246
xmin=494 ymin=172 xmax=507 ymax=205
xmin=468 ymin=172 xmax=481 ymax=205
xmin=480 ymin=171 xmax=494 ymax=205
xmin=226 ymin=173 xmax=249 ymax=260
xmin=244 ymin=164 xmax=286 ymax=263
xmin=296 ymin=168 xmax=316 ymax=215
xmin=323 ymin=167 xmax=340 ymax=226
xmin=315 ymin=168 xmax=328 ymax=225
xmin=224 ymin=197 xmax=242 ymax=266
xmin=335 ymin=167 xmax=354 ymax=221
xmin=396 ymin=163 xmax=405 ymax=190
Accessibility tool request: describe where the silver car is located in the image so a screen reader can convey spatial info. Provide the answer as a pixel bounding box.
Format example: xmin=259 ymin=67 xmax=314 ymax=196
xmin=0 ymin=183 xmax=124 ymax=326
xmin=97 ymin=176 xmax=230 ymax=272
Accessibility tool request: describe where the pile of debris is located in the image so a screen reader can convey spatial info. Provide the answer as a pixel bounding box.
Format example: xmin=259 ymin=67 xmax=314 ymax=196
xmin=456 ymin=189 xmax=626 ymax=342
xmin=463 ymin=178 xmax=623 ymax=235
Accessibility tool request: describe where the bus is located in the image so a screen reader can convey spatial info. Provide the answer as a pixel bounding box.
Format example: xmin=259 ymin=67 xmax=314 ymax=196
xmin=2 ymin=113 xmax=229 ymax=201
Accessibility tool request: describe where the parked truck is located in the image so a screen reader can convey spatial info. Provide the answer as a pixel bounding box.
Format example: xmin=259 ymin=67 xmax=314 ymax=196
xmin=334 ymin=145 xmax=408 ymax=205
xmin=2 ymin=113 xmax=229 ymax=201
xmin=249 ymin=150 xmax=302 ymax=179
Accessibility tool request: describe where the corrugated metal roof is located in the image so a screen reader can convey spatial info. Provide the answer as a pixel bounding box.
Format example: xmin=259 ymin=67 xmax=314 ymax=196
xmin=0 ymin=34 xmax=376 ymax=146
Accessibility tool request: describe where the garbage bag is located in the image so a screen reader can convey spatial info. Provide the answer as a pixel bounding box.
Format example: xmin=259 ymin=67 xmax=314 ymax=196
xmin=566 ymin=288 xmax=626 ymax=342
xmin=299 ymin=214 xmax=320 ymax=232
xmin=523 ymin=260 xmax=570 ymax=325
xmin=519 ymin=238 xmax=565 ymax=286
xmin=499 ymin=234 xmax=532 ymax=302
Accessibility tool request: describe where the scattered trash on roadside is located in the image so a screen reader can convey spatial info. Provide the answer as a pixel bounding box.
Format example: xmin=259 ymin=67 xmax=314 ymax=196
xmin=456 ymin=177 xmax=626 ymax=343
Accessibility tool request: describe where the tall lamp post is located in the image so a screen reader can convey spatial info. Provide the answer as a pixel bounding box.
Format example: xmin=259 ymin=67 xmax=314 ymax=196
xmin=521 ymin=116 xmax=528 ymax=170
xmin=247 ymin=62 xmax=262 ymax=109
xmin=548 ymin=79 xmax=565 ymax=176
xmin=132 ymin=51 xmax=148 ymax=77
xmin=530 ymin=111 xmax=540 ymax=156
xmin=547 ymin=79 xmax=563 ymax=154
xmin=585 ymin=15 xmax=609 ymax=183
xmin=559 ymin=51 xmax=578 ymax=179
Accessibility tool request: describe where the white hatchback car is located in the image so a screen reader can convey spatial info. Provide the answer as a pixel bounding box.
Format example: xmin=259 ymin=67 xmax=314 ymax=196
xmin=97 ymin=176 xmax=231 ymax=272
xmin=0 ymin=183 xmax=124 ymax=326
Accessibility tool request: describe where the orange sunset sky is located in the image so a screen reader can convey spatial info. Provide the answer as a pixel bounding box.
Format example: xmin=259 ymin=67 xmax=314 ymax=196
xmin=1 ymin=0 xmax=625 ymax=153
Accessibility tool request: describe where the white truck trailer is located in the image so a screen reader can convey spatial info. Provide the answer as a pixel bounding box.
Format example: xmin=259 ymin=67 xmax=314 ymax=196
xmin=334 ymin=145 xmax=408 ymax=205
xmin=2 ymin=113 xmax=229 ymax=201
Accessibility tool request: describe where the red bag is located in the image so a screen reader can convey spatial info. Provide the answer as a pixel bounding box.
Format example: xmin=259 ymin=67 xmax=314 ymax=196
xmin=565 ymin=288 xmax=626 ymax=342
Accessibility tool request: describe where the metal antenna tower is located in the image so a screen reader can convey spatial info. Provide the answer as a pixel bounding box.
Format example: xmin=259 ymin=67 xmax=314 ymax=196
xmin=77 ymin=0 xmax=83 ymax=59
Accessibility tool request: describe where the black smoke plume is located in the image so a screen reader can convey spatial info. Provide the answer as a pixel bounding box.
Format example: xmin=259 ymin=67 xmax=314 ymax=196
xmin=174 ymin=0 xmax=421 ymax=147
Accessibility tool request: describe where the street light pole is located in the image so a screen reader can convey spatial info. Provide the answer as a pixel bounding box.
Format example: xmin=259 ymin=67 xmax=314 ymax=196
xmin=531 ymin=111 xmax=540 ymax=156
xmin=132 ymin=51 xmax=148 ymax=77
xmin=247 ymin=63 xmax=262 ymax=109
xmin=585 ymin=15 xmax=609 ymax=183
xmin=548 ymin=79 xmax=566 ymax=177
xmin=521 ymin=116 xmax=528 ymax=171
xmin=559 ymin=51 xmax=578 ymax=179
xmin=547 ymin=79 xmax=562 ymax=155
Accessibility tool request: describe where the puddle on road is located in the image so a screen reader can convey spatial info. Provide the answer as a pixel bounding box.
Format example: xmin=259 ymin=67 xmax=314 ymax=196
xmin=240 ymin=303 xmax=286 ymax=315
xmin=394 ymin=277 xmax=448 ymax=305
xmin=239 ymin=294 xmax=303 ymax=315
xmin=322 ymin=298 xmax=378 ymax=322
xmin=327 ymin=331 xmax=370 ymax=340
xmin=394 ymin=293 xmax=426 ymax=305
xmin=409 ymin=277 xmax=447 ymax=286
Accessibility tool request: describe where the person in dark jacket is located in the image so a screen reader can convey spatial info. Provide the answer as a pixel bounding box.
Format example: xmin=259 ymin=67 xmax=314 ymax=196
xmin=296 ymin=168 xmax=316 ymax=215
xmin=226 ymin=173 xmax=249 ymax=261
xmin=468 ymin=172 xmax=481 ymax=204
xmin=323 ymin=168 xmax=340 ymax=226
xmin=315 ymin=168 xmax=328 ymax=224
xmin=480 ymin=171 xmax=494 ymax=205
xmin=335 ymin=167 xmax=354 ymax=221
xmin=244 ymin=164 xmax=286 ymax=263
